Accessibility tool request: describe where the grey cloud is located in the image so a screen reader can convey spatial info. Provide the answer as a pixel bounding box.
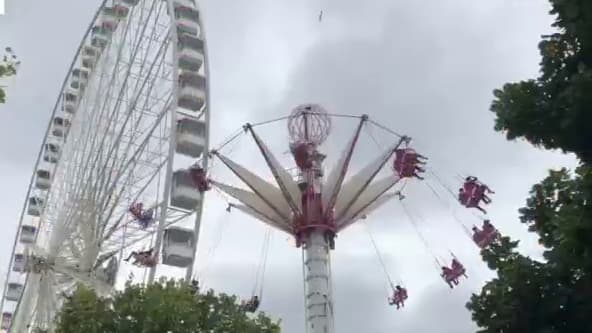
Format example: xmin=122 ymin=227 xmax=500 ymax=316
xmin=0 ymin=0 xmax=579 ymax=332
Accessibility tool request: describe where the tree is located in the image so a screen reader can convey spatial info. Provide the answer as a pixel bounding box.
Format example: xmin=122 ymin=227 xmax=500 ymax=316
xmin=467 ymin=166 xmax=592 ymax=333
xmin=0 ymin=47 xmax=19 ymax=104
xmin=490 ymin=0 xmax=592 ymax=163
xmin=468 ymin=1 xmax=592 ymax=331
xmin=54 ymin=280 xmax=281 ymax=333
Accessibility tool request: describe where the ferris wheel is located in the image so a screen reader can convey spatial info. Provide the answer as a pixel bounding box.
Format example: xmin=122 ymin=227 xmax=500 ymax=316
xmin=0 ymin=0 xmax=211 ymax=331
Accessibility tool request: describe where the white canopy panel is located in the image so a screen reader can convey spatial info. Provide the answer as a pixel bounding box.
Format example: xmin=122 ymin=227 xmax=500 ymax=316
xmin=249 ymin=129 xmax=302 ymax=213
xmin=337 ymin=192 xmax=399 ymax=232
xmin=333 ymin=142 xmax=399 ymax=219
xmin=337 ymin=176 xmax=400 ymax=225
xmin=213 ymin=152 xmax=293 ymax=220
xmin=322 ymin=119 xmax=365 ymax=209
xmin=210 ymin=180 xmax=291 ymax=228
xmin=232 ymin=204 xmax=293 ymax=235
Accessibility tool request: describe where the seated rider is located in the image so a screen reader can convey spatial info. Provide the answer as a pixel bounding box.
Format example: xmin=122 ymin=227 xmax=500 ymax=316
xmin=244 ymin=295 xmax=260 ymax=312
xmin=190 ymin=279 xmax=199 ymax=295
xmin=477 ymin=184 xmax=494 ymax=204
xmin=129 ymin=202 xmax=143 ymax=217
xmin=388 ymin=285 xmax=408 ymax=309
xmin=138 ymin=208 xmax=154 ymax=229
xmin=482 ymin=219 xmax=496 ymax=235
xmin=458 ymin=188 xmax=468 ymax=205
xmin=451 ymin=259 xmax=466 ymax=278
xmin=394 ymin=149 xmax=426 ymax=180
xmin=472 ymin=226 xmax=485 ymax=246
xmin=482 ymin=220 xmax=500 ymax=245
xmin=129 ymin=203 xmax=154 ymax=228
xmin=463 ymin=186 xmax=488 ymax=214
xmin=441 ymin=266 xmax=458 ymax=289
xmin=124 ymin=248 xmax=155 ymax=267
xmin=189 ymin=165 xmax=211 ymax=192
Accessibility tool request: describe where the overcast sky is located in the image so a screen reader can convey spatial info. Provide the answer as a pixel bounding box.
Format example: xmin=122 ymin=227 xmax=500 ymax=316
xmin=0 ymin=0 xmax=580 ymax=332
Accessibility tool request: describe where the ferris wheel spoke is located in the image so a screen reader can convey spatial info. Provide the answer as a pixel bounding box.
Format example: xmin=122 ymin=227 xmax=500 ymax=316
xmin=10 ymin=275 xmax=40 ymax=332
xmin=93 ymin=99 xmax=171 ymax=239
xmin=90 ymin=71 xmax=171 ymax=219
xmin=101 ymin=207 xmax=191 ymax=253
xmin=62 ymin=37 xmax=170 ymax=218
xmin=100 ymin=157 xmax=168 ymax=244
xmin=53 ymin=40 xmax=172 ymax=257
xmin=74 ymin=43 xmax=170 ymax=216
xmin=61 ymin=2 xmax=168 ymax=210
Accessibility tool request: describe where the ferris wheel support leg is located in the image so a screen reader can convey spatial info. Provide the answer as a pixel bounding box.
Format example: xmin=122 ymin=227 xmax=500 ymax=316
xmin=304 ymin=230 xmax=335 ymax=333
xmin=147 ymin=0 xmax=182 ymax=284
xmin=184 ymin=1 xmax=212 ymax=282
xmin=184 ymin=206 xmax=203 ymax=281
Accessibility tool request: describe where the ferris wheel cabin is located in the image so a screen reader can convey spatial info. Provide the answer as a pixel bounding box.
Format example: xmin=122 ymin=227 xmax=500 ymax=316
xmin=62 ymin=90 xmax=79 ymax=114
xmin=96 ymin=257 xmax=118 ymax=286
xmin=178 ymin=72 xmax=206 ymax=111
xmin=12 ymin=254 xmax=25 ymax=273
xmin=4 ymin=283 xmax=23 ymax=302
xmin=116 ymin=0 xmax=140 ymax=6
xmin=43 ymin=143 xmax=61 ymax=164
xmin=173 ymin=6 xmax=200 ymax=36
xmin=70 ymin=68 xmax=90 ymax=91
xmin=35 ymin=169 xmax=51 ymax=190
xmin=170 ymin=169 xmax=202 ymax=211
xmin=52 ymin=116 xmax=70 ymax=137
xmin=19 ymin=225 xmax=37 ymax=244
xmin=176 ymin=118 xmax=206 ymax=157
xmin=173 ymin=0 xmax=197 ymax=8
xmin=81 ymin=45 xmax=101 ymax=71
xmin=162 ymin=226 xmax=195 ymax=267
xmin=104 ymin=5 xmax=130 ymax=22
xmin=91 ymin=26 xmax=112 ymax=49
xmin=1 ymin=313 xmax=11 ymax=330
xmin=177 ymin=33 xmax=204 ymax=72
xmin=27 ymin=196 xmax=44 ymax=216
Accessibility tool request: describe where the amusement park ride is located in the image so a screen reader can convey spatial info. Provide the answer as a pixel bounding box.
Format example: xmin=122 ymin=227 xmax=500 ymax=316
xmin=0 ymin=1 xmax=503 ymax=332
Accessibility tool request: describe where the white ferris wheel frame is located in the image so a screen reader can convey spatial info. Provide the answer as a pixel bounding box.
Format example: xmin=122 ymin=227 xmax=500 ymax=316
xmin=0 ymin=0 xmax=211 ymax=331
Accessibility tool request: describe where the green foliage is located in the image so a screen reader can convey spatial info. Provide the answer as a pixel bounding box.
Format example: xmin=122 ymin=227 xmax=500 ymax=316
xmin=54 ymin=279 xmax=281 ymax=333
xmin=467 ymin=167 xmax=592 ymax=333
xmin=490 ymin=0 xmax=592 ymax=163
xmin=469 ymin=2 xmax=592 ymax=329
xmin=0 ymin=47 xmax=19 ymax=104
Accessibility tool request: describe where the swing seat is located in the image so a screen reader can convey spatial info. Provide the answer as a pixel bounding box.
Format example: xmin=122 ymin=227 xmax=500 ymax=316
xmin=243 ymin=296 xmax=260 ymax=312
xmin=476 ymin=227 xmax=499 ymax=248
xmin=451 ymin=265 xmax=466 ymax=278
xmin=129 ymin=202 xmax=143 ymax=219
xmin=391 ymin=290 xmax=408 ymax=303
xmin=393 ymin=148 xmax=424 ymax=178
xmin=462 ymin=181 xmax=492 ymax=208
xmin=472 ymin=228 xmax=487 ymax=247
xmin=137 ymin=255 xmax=157 ymax=267
xmin=442 ymin=271 xmax=457 ymax=283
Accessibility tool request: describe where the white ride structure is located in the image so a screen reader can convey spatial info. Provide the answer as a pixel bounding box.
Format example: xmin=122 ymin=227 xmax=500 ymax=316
xmin=0 ymin=0 xmax=211 ymax=331
xmin=205 ymin=105 xmax=409 ymax=333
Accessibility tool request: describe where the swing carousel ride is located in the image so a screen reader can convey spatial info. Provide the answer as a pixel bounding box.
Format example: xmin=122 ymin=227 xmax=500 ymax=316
xmin=0 ymin=1 xmax=503 ymax=333
xmin=188 ymin=104 xmax=501 ymax=333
